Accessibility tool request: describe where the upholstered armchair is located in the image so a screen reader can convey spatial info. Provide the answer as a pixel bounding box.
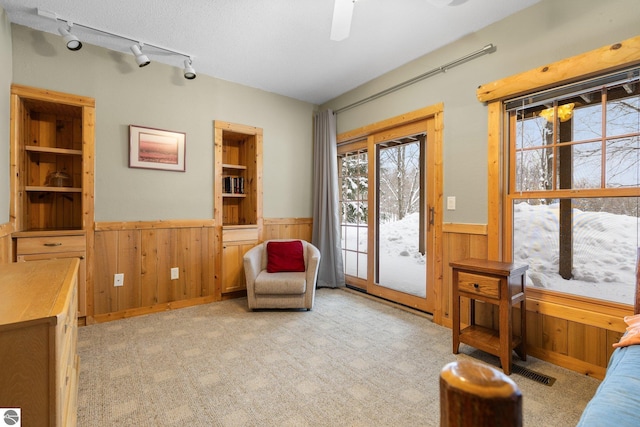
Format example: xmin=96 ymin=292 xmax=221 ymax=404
xmin=243 ymin=239 xmax=321 ymax=310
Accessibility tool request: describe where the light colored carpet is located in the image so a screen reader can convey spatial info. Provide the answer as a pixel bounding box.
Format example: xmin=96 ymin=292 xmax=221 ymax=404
xmin=77 ymin=288 xmax=600 ymax=426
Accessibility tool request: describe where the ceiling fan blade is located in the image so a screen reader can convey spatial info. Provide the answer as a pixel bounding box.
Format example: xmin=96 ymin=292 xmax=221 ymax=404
xmin=427 ymin=0 xmax=455 ymax=7
xmin=330 ymin=0 xmax=355 ymax=41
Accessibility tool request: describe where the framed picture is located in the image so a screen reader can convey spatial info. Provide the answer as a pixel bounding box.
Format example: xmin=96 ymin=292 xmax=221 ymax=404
xmin=129 ymin=125 xmax=186 ymax=172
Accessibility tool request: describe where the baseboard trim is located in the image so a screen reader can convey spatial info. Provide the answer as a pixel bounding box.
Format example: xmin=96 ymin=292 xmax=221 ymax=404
xmin=527 ymin=347 xmax=607 ymax=380
xmin=88 ymin=295 xmax=216 ymax=324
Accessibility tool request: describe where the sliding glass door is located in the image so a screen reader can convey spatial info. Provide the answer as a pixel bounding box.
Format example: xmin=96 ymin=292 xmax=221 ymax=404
xmin=376 ymin=136 xmax=426 ymax=298
xmin=338 ymin=107 xmax=441 ymax=314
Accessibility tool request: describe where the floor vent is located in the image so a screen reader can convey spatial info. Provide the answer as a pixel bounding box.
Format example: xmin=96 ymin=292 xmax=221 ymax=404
xmin=512 ymin=364 xmax=556 ymax=386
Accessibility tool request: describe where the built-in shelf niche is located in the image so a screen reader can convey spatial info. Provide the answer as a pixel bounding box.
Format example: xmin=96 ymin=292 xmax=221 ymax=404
xmin=19 ymin=99 xmax=85 ymax=231
xmin=215 ymin=122 xmax=262 ymax=226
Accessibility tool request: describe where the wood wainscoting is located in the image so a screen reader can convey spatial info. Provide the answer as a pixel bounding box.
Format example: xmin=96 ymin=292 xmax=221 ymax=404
xmin=441 ymin=223 xmax=629 ymax=380
xmin=0 ymin=223 xmax=13 ymax=264
xmin=92 ymin=220 xmax=217 ymax=323
xmin=91 ymin=218 xmax=312 ymax=323
xmin=441 ymin=223 xmax=488 ymax=328
xmin=263 ymin=218 xmax=313 ymax=241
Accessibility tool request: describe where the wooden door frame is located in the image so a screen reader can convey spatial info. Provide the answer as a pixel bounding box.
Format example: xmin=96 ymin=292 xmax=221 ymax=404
xmin=337 ymin=104 xmax=443 ymax=317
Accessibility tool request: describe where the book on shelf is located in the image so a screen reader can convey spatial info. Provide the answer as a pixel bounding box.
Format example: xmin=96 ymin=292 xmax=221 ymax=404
xmin=223 ymin=176 xmax=244 ymax=194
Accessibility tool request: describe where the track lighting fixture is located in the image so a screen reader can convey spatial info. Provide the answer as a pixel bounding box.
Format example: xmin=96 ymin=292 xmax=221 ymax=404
xmin=58 ymin=24 xmax=82 ymax=51
xmin=38 ymin=8 xmax=196 ymax=80
xmin=130 ymin=44 xmax=151 ymax=67
xmin=183 ymin=59 xmax=196 ymax=80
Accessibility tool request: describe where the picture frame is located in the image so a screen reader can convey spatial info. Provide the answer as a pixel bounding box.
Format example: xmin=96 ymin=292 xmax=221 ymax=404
xmin=129 ymin=125 xmax=186 ymax=172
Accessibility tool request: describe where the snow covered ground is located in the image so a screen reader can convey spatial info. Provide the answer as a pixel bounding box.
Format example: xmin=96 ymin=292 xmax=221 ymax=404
xmin=344 ymin=204 xmax=639 ymax=305
xmin=514 ymin=202 xmax=638 ymax=304
xmin=378 ymin=213 xmax=426 ymax=297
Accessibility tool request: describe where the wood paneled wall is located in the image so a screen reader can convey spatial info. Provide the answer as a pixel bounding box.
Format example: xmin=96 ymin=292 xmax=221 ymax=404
xmin=93 ymin=222 xmax=217 ymax=322
xmin=440 ymin=223 xmax=628 ymax=380
xmin=263 ymin=218 xmax=313 ymax=242
xmin=0 ymin=223 xmax=13 ymax=264
xmin=441 ymin=223 xmax=488 ymax=327
xmin=90 ymin=218 xmax=312 ymax=323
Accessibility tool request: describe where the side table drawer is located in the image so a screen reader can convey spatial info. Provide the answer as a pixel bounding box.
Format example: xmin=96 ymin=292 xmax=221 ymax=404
xmin=458 ymin=272 xmax=500 ymax=299
xmin=17 ymin=235 xmax=86 ymax=255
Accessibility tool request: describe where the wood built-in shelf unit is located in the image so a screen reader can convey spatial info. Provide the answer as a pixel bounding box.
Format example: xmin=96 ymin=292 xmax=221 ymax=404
xmin=25 ymin=113 xmax=84 ymax=228
xmin=215 ymin=121 xmax=262 ymax=226
xmin=10 ymin=84 xmax=95 ymax=319
xmin=11 ymin=86 xmax=93 ymax=231
xmin=214 ymin=121 xmax=263 ymax=295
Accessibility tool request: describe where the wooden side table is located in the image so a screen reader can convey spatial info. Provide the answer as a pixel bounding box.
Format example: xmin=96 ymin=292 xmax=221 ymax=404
xmin=450 ymin=258 xmax=528 ymax=375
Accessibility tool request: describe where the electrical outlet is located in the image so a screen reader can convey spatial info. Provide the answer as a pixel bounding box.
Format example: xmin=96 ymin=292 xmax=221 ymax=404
xmin=171 ymin=267 xmax=179 ymax=280
xmin=114 ymin=273 xmax=124 ymax=287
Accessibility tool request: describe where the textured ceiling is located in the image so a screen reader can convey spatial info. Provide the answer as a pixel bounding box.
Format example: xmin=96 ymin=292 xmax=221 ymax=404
xmin=1 ymin=0 xmax=540 ymax=104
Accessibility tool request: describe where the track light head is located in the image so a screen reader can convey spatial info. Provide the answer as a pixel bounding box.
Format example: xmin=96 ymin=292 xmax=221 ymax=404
xmin=130 ymin=44 xmax=150 ymax=67
xmin=58 ymin=25 xmax=82 ymax=51
xmin=183 ymin=59 xmax=196 ymax=80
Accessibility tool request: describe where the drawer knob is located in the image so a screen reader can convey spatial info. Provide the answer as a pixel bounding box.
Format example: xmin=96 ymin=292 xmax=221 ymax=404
xmin=473 ymin=283 xmax=479 ymax=289
xmin=44 ymin=242 xmax=63 ymax=247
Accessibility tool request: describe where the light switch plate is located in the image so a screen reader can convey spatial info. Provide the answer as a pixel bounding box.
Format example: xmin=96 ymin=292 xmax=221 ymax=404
xmin=447 ymin=196 xmax=456 ymax=210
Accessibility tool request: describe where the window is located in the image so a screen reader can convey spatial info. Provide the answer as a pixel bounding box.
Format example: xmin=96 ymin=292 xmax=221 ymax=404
xmin=339 ymin=146 xmax=368 ymax=280
xmin=506 ymin=67 xmax=640 ymax=304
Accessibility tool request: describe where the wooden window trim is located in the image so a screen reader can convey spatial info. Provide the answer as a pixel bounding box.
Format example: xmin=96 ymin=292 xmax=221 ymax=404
xmin=477 ymin=35 xmax=640 ymax=104
xmin=481 ymin=35 xmax=640 ymax=316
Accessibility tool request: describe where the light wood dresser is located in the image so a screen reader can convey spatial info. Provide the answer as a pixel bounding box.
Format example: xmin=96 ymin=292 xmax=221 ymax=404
xmin=0 ymin=258 xmax=80 ymax=427
xmin=14 ymin=230 xmax=87 ymax=318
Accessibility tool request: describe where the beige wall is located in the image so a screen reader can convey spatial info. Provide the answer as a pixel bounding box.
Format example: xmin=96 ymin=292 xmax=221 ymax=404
xmin=6 ymin=1 xmax=640 ymax=225
xmin=0 ymin=8 xmax=11 ymax=225
xmin=322 ymin=0 xmax=640 ymax=224
xmin=10 ymin=25 xmax=315 ymax=222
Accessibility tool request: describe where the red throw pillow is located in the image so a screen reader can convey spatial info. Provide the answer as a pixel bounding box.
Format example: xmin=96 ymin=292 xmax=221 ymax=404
xmin=267 ymin=241 xmax=305 ymax=273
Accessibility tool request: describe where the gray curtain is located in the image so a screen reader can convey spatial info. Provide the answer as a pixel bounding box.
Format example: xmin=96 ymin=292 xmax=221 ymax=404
xmin=312 ymin=109 xmax=345 ymax=288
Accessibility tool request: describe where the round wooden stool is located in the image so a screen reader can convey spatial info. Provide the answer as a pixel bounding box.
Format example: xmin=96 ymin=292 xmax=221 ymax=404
xmin=440 ymin=359 xmax=522 ymax=427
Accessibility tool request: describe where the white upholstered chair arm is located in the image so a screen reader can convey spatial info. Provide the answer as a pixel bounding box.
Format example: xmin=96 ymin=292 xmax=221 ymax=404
xmin=305 ymin=242 xmax=321 ymax=289
xmin=243 ymin=244 xmax=264 ymax=292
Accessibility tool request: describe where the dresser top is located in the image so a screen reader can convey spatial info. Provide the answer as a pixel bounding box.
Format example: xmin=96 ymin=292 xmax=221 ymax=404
xmin=0 ymin=258 xmax=79 ymax=327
